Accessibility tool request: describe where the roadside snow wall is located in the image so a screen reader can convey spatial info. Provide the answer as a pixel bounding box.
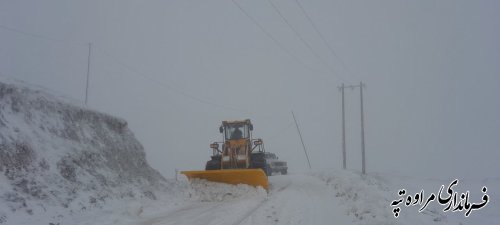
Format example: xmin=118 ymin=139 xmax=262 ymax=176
xmin=0 ymin=80 xmax=169 ymax=224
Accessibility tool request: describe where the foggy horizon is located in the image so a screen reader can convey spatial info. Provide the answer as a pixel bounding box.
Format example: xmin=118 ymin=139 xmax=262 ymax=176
xmin=1 ymin=0 xmax=499 ymax=180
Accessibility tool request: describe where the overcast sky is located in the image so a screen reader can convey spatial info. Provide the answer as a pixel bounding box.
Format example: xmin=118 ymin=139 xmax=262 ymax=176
xmin=1 ymin=0 xmax=499 ymax=179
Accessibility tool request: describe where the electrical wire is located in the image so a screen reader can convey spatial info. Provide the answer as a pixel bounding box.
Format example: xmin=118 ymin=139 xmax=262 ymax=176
xmin=231 ymin=0 xmax=321 ymax=76
xmin=266 ymin=0 xmax=348 ymax=83
xmin=0 ymin=24 xmax=87 ymax=46
xmin=292 ymin=0 xmax=355 ymax=79
xmin=94 ymin=46 xmax=249 ymax=113
xmin=0 ymin=24 xmax=250 ymax=113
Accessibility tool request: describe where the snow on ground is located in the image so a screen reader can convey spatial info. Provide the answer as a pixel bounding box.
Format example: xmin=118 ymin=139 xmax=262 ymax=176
xmin=186 ymin=178 xmax=267 ymax=202
xmin=73 ymin=178 xmax=268 ymax=225
xmin=239 ymin=173 xmax=354 ymax=225
xmin=73 ymin=170 xmax=499 ymax=225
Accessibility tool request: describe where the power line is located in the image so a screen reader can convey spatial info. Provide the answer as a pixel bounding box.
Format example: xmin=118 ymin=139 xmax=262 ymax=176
xmin=94 ymin=45 xmax=248 ymax=113
xmin=231 ymin=0 xmax=323 ymax=78
xmin=0 ymin=24 xmax=249 ymax=113
xmin=266 ymin=0 xmax=347 ymax=83
xmin=0 ymin=24 xmax=92 ymax=104
xmin=292 ymin=0 xmax=353 ymax=77
xmin=0 ymin=24 xmax=86 ymax=46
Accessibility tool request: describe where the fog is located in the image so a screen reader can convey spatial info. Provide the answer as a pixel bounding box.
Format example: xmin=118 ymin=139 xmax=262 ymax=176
xmin=1 ymin=0 xmax=499 ymax=180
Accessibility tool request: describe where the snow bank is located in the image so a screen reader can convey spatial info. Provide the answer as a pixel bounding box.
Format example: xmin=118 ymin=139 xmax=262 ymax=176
xmin=311 ymin=170 xmax=452 ymax=225
xmin=185 ymin=179 xmax=267 ymax=202
xmin=0 ymin=79 xmax=172 ymax=224
xmin=309 ymin=169 xmax=499 ymax=225
xmin=310 ymin=170 xmax=396 ymax=225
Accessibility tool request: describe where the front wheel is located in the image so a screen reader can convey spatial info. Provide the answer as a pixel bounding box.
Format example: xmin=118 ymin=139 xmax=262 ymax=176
xmin=281 ymin=169 xmax=287 ymax=175
xmin=205 ymin=156 xmax=221 ymax=170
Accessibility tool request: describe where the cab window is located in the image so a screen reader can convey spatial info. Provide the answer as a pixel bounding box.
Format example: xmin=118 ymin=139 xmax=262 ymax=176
xmin=225 ymin=124 xmax=249 ymax=140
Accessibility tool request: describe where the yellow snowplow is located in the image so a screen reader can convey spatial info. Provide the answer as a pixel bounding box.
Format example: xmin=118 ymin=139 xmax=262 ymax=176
xmin=181 ymin=119 xmax=270 ymax=190
xmin=181 ymin=169 xmax=268 ymax=190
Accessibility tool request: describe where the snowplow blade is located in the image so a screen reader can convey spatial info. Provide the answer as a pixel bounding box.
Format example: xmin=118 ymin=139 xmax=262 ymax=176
xmin=181 ymin=169 xmax=269 ymax=190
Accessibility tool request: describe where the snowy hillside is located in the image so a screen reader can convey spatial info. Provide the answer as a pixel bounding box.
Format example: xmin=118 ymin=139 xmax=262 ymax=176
xmin=0 ymin=79 xmax=172 ymax=224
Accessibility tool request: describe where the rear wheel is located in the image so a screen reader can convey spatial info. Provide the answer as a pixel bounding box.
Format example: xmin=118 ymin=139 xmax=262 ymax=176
xmin=281 ymin=169 xmax=287 ymax=175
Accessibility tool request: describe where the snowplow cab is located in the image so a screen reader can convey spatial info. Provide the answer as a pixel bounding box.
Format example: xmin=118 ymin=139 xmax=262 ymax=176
xmin=219 ymin=120 xmax=253 ymax=169
xmin=181 ymin=119 xmax=269 ymax=190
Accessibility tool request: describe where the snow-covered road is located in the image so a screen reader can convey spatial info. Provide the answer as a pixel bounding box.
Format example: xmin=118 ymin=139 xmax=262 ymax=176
xmin=239 ymin=174 xmax=354 ymax=225
xmin=135 ymin=174 xmax=354 ymax=225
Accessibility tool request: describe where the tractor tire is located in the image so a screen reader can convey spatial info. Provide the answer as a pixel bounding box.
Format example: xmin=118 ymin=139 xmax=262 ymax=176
xmin=205 ymin=155 xmax=221 ymax=170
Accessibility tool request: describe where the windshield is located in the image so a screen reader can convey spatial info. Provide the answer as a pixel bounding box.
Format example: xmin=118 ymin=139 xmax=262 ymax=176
xmin=225 ymin=124 xmax=249 ymax=140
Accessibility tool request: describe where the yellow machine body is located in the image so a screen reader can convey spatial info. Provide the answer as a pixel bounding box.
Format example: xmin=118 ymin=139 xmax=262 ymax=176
xmin=181 ymin=119 xmax=269 ymax=191
xmin=181 ymin=169 xmax=268 ymax=190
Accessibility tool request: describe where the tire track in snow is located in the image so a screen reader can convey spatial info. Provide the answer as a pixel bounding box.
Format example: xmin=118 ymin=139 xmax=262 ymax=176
xmin=137 ymin=174 xmax=343 ymax=225
xmin=138 ymin=201 xmax=227 ymax=225
xmin=137 ymin=181 xmax=285 ymax=225
xmin=232 ymin=175 xmax=292 ymax=225
xmin=238 ymin=174 xmax=353 ymax=225
xmin=231 ymin=198 xmax=269 ymax=225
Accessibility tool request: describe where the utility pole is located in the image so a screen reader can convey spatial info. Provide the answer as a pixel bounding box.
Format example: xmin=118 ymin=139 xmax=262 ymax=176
xmin=359 ymin=81 xmax=366 ymax=174
xmin=338 ymin=82 xmax=366 ymax=174
xmin=291 ymin=111 xmax=311 ymax=169
xmin=340 ymin=83 xmax=346 ymax=169
xmin=85 ymin=42 xmax=92 ymax=105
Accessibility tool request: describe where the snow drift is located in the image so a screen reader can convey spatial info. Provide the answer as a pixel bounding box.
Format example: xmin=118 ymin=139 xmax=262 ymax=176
xmin=0 ymin=79 xmax=170 ymax=224
xmin=186 ymin=179 xmax=267 ymax=202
